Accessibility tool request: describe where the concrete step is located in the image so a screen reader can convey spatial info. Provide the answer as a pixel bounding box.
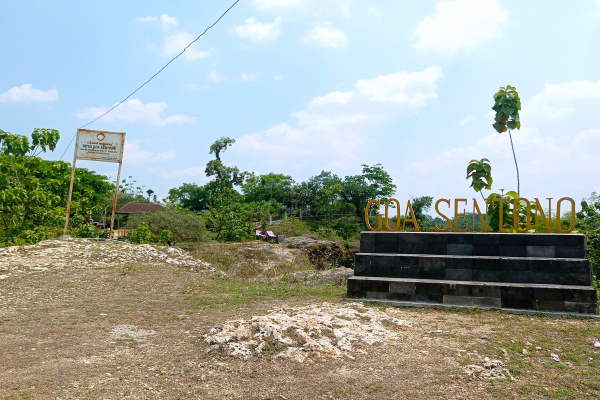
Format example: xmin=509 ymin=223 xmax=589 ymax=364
xmin=347 ymin=276 xmax=599 ymax=315
xmin=360 ymin=231 xmax=587 ymax=259
xmin=354 ymin=253 xmax=593 ymax=286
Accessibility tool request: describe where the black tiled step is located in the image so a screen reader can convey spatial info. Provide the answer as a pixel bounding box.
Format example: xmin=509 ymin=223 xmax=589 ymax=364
xmin=347 ymin=276 xmax=598 ymax=315
xmin=359 ymin=232 xmax=587 ymax=259
xmin=353 ymin=253 xmax=592 ymax=286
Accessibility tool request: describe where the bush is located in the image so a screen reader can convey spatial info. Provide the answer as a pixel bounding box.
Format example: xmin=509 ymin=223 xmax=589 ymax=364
xmin=126 ymin=211 xmax=206 ymax=244
xmin=130 ymin=223 xmax=151 ymax=244
xmin=307 ymin=242 xmax=353 ymax=270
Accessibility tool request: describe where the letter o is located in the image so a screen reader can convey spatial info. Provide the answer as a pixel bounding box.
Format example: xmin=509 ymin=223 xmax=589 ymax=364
xmin=365 ymin=200 xmax=382 ymax=231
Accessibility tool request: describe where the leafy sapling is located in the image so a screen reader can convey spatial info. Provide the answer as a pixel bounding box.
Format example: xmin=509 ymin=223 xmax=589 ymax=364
xmin=492 ymin=85 xmax=522 ymax=195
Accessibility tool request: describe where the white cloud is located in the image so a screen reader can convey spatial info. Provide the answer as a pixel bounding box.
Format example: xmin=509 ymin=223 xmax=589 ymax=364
xmin=401 ymin=127 xmax=600 ymax=202
xmin=252 ymin=0 xmax=352 ymax=17
xmin=207 ymin=70 xmax=226 ymax=82
xmin=308 ymin=91 xmax=353 ymax=107
xmin=233 ymin=67 xmax=443 ymax=173
xmin=0 ymin=84 xmax=58 ymax=102
xmin=137 ymin=14 xmax=178 ymax=30
xmin=525 ymin=79 xmax=600 ymax=122
xmin=415 ymin=0 xmax=508 ymax=51
xmin=241 ymin=72 xmax=261 ymax=81
xmin=303 ymin=22 xmax=347 ymax=48
xmin=162 ymin=32 xmax=212 ymax=61
xmin=234 ymin=17 xmax=281 ymax=42
xmin=75 ymin=98 xmax=195 ymax=126
xmin=356 ymin=67 xmax=443 ymax=106
xmin=123 ymin=140 xmax=176 ymax=165
xmin=139 ymin=14 xmax=211 ymax=61
xmin=459 ymin=116 xmax=474 ymax=126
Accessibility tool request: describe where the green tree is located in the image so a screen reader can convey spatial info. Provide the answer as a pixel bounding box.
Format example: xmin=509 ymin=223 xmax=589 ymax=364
xmin=341 ymin=164 xmax=396 ymax=218
xmin=576 ymin=192 xmax=600 ymax=276
xmin=167 ymin=183 xmax=211 ymax=212
xmin=205 ymin=183 xmax=253 ymax=242
xmin=242 ymin=173 xmax=295 ymax=208
xmin=492 ymin=85 xmax=522 ymax=194
xmin=0 ymin=128 xmax=111 ymax=245
xmin=411 ymin=195 xmax=434 ymax=230
xmin=205 ymin=137 xmax=248 ymax=188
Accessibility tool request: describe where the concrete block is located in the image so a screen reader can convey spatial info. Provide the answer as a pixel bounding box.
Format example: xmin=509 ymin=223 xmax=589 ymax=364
xmin=419 ymin=257 xmax=446 ymax=269
xmin=470 ymin=285 xmax=501 ymax=298
xmin=370 ymin=255 xmax=395 ymax=269
xmin=446 ymin=269 xmax=473 ymax=281
xmin=446 ymin=233 xmax=473 ymax=245
xmin=529 ymin=259 xmax=562 ymax=273
xmin=446 ymin=257 xmax=472 ymax=270
xmin=530 ymin=272 xmax=561 ymax=285
xmin=532 ymin=287 xmax=564 ymax=301
xmin=473 ymin=270 xmax=501 ymax=282
xmin=422 ymin=243 xmax=446 ymax=255
xmin=555 ymin=246 xmax=585 ymax=259
xmin=527 ymin=234 xmax=556 ymax=246
xmin=443 ymin=295 xmax=474 ymax=306
xmin=500 ymin=258 xmax=529 ymax=271
xmin=447 ymin=244 xmax=473 ymax=256
xmin=560 ymin=272 xmax=592 ymax=286
xmin=415 ymin=293 xmax=443 ymax=303
xmin=501 ymin=270 xmax=530 ymax=283
xmin=390 ymin=281 xmax=416 ymax=294
xmin=400 ymin=233 xmax=422 ymax=244
xmin=534 ymin=300 xmax=565 ymax=312
xmin=473 ymin=258 xmax=501 ymax=271
xmin=421 ymin=233 xmax=447 ymax=244
xmin=563 ymin=288 xmax=598 ymax=303
xmin=473 ymin=234 xmax=500 ymax=246
xmin=471 ymin=296 xmax=502 ymax=308
xmin=499 ymin=245 xmax=527 ymax=257
xmin=398 ymin=242 xmax=422 ymax=254
xmin=556 ymin=234 xmax=585 ymax=247
xmin=564 ymin=301 xmax=598 ymax=314
xmin=473 ymin=245 xmax=499 ymax=256
xmin=499 ymin=234 xmax=525 ymax=246
xmin=420 ymin=265 xmax=445 ymax=280
xmin=527 ymin=246 xmax=556 ymax=258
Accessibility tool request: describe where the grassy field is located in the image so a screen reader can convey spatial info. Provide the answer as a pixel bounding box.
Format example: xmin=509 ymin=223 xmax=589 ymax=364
xmin=1 ymin=239 xmax=600 ymax=399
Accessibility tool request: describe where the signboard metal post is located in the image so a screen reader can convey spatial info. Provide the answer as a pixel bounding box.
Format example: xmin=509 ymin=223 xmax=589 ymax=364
xmin=64 ymin=129 xmax=126 ymax=239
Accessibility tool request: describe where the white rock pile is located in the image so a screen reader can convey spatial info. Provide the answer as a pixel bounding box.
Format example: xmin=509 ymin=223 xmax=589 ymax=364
xmin=204 ymin=303 xmax=411 ymax=362
xmin=0 ymin=238 xmax=214 ymax=279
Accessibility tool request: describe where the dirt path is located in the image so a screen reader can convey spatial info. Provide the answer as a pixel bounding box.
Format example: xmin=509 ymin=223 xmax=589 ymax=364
xmin=1 ymin=239 xmax=599 ymax=399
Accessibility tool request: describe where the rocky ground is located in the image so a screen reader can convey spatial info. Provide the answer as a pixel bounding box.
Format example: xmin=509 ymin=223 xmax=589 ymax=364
xmin=1 ymin=239 xmax=599 ymax=399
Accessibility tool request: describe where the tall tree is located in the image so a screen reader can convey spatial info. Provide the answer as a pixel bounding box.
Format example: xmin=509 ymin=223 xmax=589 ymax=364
xmin=205 ymin=137 xmax=247 ymax=188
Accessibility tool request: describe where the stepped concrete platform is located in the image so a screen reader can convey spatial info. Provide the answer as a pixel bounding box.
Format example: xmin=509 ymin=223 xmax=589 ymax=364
xmin=347 ymin=232 xmax=598 ymax=316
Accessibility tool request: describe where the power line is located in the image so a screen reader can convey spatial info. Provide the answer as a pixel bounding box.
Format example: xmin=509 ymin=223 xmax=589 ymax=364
xmin=60 ymin=0 xmax=241 ymax=160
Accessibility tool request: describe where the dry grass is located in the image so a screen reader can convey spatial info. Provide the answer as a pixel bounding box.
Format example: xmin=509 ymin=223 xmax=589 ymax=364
xmin=1 ymin=239 xmax=600 ymax=399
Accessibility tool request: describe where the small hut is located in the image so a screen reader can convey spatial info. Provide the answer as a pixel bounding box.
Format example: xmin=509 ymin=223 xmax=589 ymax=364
xmin=113 ymin=202 xmax=165 ymax=233
xmin=115 ymin=202 xmax=165 ymax=215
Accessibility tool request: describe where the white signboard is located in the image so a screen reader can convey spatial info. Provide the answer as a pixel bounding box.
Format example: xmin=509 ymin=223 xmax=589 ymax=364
xmin=75 ymin=129 xmax=125 ymax=163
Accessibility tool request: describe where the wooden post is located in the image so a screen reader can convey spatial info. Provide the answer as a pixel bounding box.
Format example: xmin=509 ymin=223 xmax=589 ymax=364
xmin=63 ymin=134 xmax=80 ymax=236
xmin=109 ymin=161 xmax=123 ymax=240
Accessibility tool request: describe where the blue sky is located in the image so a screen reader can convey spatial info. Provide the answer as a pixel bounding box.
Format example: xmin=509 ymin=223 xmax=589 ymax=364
xmin=1 ymin=0 xmax=600 ymax=206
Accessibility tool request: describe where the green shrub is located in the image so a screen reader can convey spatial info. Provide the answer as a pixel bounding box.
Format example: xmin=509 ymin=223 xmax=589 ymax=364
xmin=126 ymin=211 xmax=206 ymax=244
xmin=158 ymin=230 xmax=173 ymax=246
xmin=130 ymin=223 xmax=152 ymax=244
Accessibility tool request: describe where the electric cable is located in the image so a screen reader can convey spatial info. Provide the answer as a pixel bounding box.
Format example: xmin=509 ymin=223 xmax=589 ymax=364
xmin=59 ymin=0 xmax=240 ymax=160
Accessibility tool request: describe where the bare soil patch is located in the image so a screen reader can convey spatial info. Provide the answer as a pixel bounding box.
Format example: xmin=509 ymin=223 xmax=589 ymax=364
xmin=1 ymin=239 xmax=600 ymax=399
